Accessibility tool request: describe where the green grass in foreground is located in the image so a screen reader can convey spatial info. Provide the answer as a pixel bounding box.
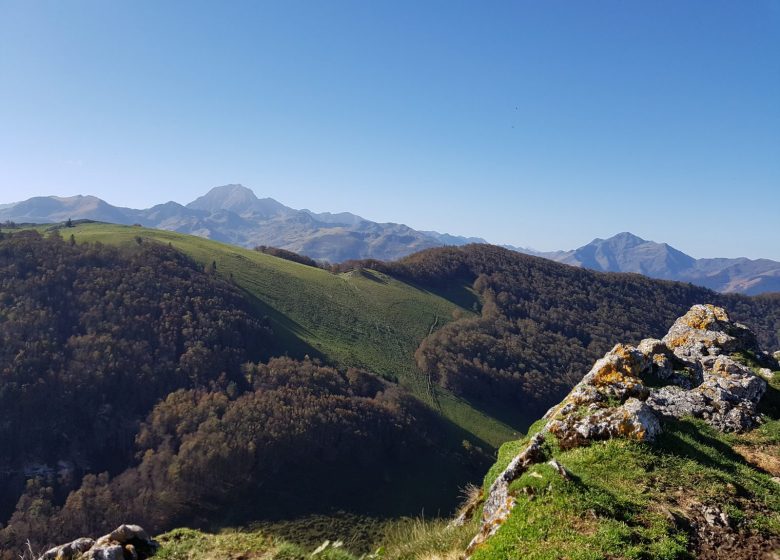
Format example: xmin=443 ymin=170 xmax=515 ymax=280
xmin=61 ymin=222 xmax=520 ymax=447
xmin=469 ymin=371 xmax=780 ymax=560
xmin=156 ymin=516 xmax=478 ymax=560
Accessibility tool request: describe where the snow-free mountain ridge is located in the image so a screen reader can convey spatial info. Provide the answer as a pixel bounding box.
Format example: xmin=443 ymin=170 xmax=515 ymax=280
xmin=0 ymin=185 xmax=487 ymax=262
xmin=529 ymin=232 xmax=780 ymax=295
xmin=1 ymin=185 xmax=779 ymax=294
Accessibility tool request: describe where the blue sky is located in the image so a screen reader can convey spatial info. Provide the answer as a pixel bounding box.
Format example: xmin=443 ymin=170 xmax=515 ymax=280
xmin=1 ymin=1 xmax=778 ymax=259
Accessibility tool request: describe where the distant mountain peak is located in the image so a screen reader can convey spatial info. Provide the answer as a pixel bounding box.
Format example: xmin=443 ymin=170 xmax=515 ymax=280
xmin=185 ymin=184 xmax=297 ymax=220
xmin=2 ymin=190 xmax=778 ymax=294
xmin=187 ymin=184 xmax=258 ymax=211
xmin=585 ymin=232 xmax=648 ymax=248
xmin=610 ymin=231 xmax=646 ymax=243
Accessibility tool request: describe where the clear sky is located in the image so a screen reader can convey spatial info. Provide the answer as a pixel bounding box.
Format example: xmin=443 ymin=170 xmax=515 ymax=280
xmin=1 ymin=1 xmax=779 ymax=259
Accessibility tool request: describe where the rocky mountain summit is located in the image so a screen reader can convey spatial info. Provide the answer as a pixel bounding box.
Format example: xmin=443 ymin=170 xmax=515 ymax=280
xmin=460 ymin=304 xmax=778 ymax=557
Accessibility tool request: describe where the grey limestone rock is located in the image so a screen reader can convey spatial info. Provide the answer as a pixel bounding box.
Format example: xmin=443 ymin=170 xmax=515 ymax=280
xmin=464 ymin=432 xmax=547 ymax=554
xmin=37 ymin=525 xmax=157 ymax=560
xmin=85 ymin=545 xmax=124 ymax=560
xmin=646 ymin=355 xmax=766 ymax=432
xmin=40 ymin=538 xmax=95 ymax=560
xmin=463 ymin=304 xmax=770 ymax=558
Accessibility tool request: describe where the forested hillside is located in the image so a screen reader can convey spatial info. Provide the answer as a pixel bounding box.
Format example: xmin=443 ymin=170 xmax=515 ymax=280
xmin=0 ymin=231 xmax=479 ymax=558
xmin=350 ymin=245 xmax=780 ymax=421
xmin=0 ymin=231 xmax=270 ymax=515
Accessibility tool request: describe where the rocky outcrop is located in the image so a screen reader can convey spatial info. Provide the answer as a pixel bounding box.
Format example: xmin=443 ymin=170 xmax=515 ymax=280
xmin=39 ymin=525 xmax=157 ymax=560
xmin=544 ymin=343 xmax=661 ymax=449
xmin=463 ymin=433 xmax=546 ymax=553
xmin=463 ymin=304 xmax=770 ymax=557
xmin=646 ymin=305 xmax=767 ymax=432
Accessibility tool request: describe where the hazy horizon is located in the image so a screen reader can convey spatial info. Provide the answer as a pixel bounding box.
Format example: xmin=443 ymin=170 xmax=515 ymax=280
xmin=3 ymin=183 xmax=778 ymax=262
xmin=2 ymin=1 xmax=778 ymax=259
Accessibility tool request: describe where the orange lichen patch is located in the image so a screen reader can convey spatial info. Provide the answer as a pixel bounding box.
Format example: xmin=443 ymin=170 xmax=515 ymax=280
xmin=734 ymin=444 xmax=780 ymax=476
xmin=706 ymin=304 xmax=730 ymax=322
xmin=684 ymin=308 xmax=714 ymax=330
xmin=591 ymin=361 xmax=643 ymax=390
xmin=682 ymin=304 xmax=730 ymax=331
xmin=616 ymin=411 xmax=646 ymax=440
xmin=666 ymin=334 xmax=690 ymax=349
xmin=612 ymin=343 xmax=636 ymax=362
xmin=711 ymin=357 xmax=744 ymax=377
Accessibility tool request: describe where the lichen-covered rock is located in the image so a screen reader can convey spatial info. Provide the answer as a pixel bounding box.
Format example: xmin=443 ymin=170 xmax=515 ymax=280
xmin=637 ymin=337 xmax=666 ymax=357
xmin=543 ymin=343 xmax=650 ymax=422
xmin=646 ymin=353 xmax=766 ymax=432
xmin=463 ymin=304 xmax=769 ymax=558
xmin=662 ymin=304 xmax=756 ymax=362
xmin=37 ymin=525 xmax=157 ymax=560
xmin=582 ymin=343 xmax=649 ymax=400
xmin=85 ymin=545 xmax=124 ymax=560
xmin=108 ymin=524 xmax=151 ymax=545
xmin=550 ymin=398 xmax=661 ymax=448
xmin=543 ymin=343 xmax=659 ymax=449
xmin=464 ymin=433 xmax=546 ymax=555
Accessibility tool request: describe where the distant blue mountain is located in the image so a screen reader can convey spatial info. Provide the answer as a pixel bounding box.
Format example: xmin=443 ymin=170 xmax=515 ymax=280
xmin=529 ymin=232 xmax=780 ymax=295
xmin=2 ymin=188 xmax=778 ymax=294
xmin=0 ymin=184 xmax=486 ymax=262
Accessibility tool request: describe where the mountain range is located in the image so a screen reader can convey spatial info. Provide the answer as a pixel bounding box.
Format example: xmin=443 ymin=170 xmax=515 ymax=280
xmin=1 ymin=184 xmax=779 ymax=294
xmin=0 ymin=184 xmax=486 ymax=263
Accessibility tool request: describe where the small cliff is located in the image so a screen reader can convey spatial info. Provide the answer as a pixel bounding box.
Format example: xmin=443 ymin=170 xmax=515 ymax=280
xmin=458 ymin=304 xmax=780 ymax=560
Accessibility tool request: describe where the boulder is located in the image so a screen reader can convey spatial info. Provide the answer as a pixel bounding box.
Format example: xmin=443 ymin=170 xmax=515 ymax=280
xmin=37 ymin=525 xmax=157 ymax=560
xmin=637 ymin=338 xmax=667 ymax=357
xmin=40 ymin=538 xmax=94 ymax=560
xmin=108 ymin=524 xmax=150 ymax=544
xmin=662 ymin=304 xmax=757 ymax=362
xmin=85 ymin=545 xmax=124 ymax=560
xmin=646 ymin=355 xmax=766 ymax=432
xmin=550 ymin=398 xmax=660 ymax=449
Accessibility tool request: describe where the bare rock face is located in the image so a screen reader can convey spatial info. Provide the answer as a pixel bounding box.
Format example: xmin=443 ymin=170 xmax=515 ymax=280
xmin=38 ymin=525 xmax=157 ymax=560
xmin=463 ymin=304 xmax=771 ymax=558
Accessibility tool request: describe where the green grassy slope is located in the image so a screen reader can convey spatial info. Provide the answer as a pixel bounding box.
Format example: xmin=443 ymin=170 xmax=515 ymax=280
xmin=460 ymin=352 xmax=780 ymax=560
xmin=62 ymin=222 xmax=518 ymax=448
xmin=472 ymin=410 xmax=779 ymax=558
